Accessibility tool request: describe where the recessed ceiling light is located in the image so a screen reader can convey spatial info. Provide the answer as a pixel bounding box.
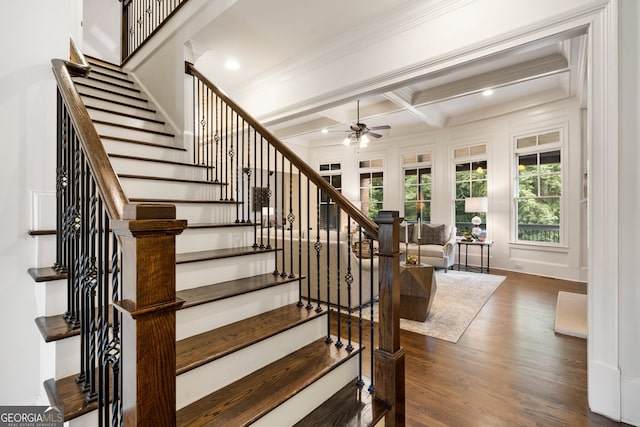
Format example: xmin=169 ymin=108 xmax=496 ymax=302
xmin=482 ymin=89 xmax=494 ymax=97
xmin=225 ymin=59 xmax=240 ymax=70
xmin=321 ymin=129 xmax=328 ymax=134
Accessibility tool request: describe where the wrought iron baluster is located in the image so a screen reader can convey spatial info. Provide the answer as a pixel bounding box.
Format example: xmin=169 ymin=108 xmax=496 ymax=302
xmin=288 ymin=161 xmax=295 ymax=279
xmin=345 ymin=216 xmax=354 ymax=353
xmin=368 ymin=237 xmax=375 ymax=393
xmin=356 ymin=228 xmax=365 ymax=390
xmin=305 ymin=177 xmax=312 ymax=310
xmin=297 ymin=170 xmax=303 ymax=307
xmin=84 ymin=174 xmax=99 ymax=404
xmin=265 ymin=145 xmax=272 ymax=250
xmin=314 ymin=187 xmax=322 ymax=313
xmin=335 ymin=208 xmax=342 ymax=349
xmin=280 ymin=155 xmax=286 ymax=278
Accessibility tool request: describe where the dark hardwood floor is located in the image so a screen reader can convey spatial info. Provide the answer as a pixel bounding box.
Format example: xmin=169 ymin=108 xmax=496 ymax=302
xmin=340 ymin=269 xmax=625 ymax=426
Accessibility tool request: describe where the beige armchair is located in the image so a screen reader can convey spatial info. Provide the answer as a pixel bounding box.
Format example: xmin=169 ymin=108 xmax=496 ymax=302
xmin=401 ymin=223 xmax=457 ymax=272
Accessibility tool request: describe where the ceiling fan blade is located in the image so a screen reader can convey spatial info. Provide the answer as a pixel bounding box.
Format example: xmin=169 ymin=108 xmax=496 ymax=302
xmin=368 ymin=132 xmax=383 ymax=138
xmin=369 ymin=125 xmax=391 ymax=130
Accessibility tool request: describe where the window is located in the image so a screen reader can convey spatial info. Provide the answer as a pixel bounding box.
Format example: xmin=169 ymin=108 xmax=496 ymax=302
xmin=359 ymin=159 xmax=384 ymax=220
xmin=515 ymin=130 xmax=562 ymax=244
xmin=403 ymin=152 xmax=431 ymax=221
xmin=453 ymin=144 xmax=487 ymax=234
xmin=319 ymin=162 xmax=341 ymax=229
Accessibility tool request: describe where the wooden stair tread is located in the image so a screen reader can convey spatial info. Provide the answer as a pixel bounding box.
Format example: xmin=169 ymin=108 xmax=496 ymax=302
xmin=118 ymin=173 xmax=225 ymax=186
xmin=294 ymin=378 xmax=389 ymax=427
xmin=80 ymin=93 xmax=157 ymax=113
xmin=88 ymin=68 xmax=133 ymax=84
xmin=28 ymin=229 xmax=55 ymax=236
xmin=81 ymin=75 xmax=138 ymax=92
xmin=87 ymin=106 xmax=165 ymax=125
xmin=109 ymin=153 xmax=211 ymax=169
xmin=130 ymin=197 xmax=241 ymax=205
xmin=187 ymin=222 xmax=254 ymax=229
xmin=176 ymin=336 xmax=361 ymax=426
xmin=44 ymin=376 xmax=98 ymax=422
xmin=176 ymin=303 xmax=323 ymax=375
xmin=176 ymin=246 xmax=279 ymax=264
xmin=75 ymin=81 xmax=148 ymax=102
xmin=177 ymin=272 xmax=302 ymax=309
xmin=86 ymin=56 xmax=127 ymax=74
xmin=93 ymin=119 xmax=174 ymax=137
xmin=28 ymin=266 xmax=66 ymax=282
xmin=35 ymin=314 xmax=79 ymax=342
xmin=100 ymin=135 xmax=185 ymax=150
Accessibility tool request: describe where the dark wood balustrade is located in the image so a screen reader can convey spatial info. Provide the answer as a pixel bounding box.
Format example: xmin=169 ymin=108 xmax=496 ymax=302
xmin=50 ymin=38 xmax=186 ymax=426
xmin=186 ymin=61 xmax=404 ymax=425
xmin=121 ymin=0 xmax=191 ymax=63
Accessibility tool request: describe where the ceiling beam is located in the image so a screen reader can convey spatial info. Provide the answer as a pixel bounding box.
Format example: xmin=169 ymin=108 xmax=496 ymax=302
xmin=412 ymin=53 xmax=569 ymax=106
xmin=384 ymin=88 xmax=446 ymax=128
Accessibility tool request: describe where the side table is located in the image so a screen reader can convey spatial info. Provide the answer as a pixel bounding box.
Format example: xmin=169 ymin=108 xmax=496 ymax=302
xmin=399 ymin=263 xmax=437 ymax=322
xmin=456 ymin=239 xmax=493 ymax=273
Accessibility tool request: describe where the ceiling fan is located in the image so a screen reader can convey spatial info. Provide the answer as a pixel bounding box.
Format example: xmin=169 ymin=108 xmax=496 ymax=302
xmin=341 ymin=100 xmax=391 ymax=147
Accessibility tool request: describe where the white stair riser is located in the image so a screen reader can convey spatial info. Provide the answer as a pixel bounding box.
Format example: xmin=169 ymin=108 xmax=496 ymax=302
xmin=177 ymin=227 xmax=254 ymax=252
xmin=83 ymin=97 xmax=159 ymax=121
xmin=35 ymin=280 xmax=67 ymax=317
xmin=86 ymin=71 xmax=134 ymax=87
xmin=110 ymin=157 xmax=210 ymax=182
xmin=176 ymin=252 xmax=276 ymax=290
xmin=102 ymin=138 xmax=187 ymax=162
xmin=174 ymin=202 xmax=240 ymax=224
xmin=34 ymin=234 xmax=56 ymax=268
xmin=95 ymin=123 xmax=175 ymax=146
xmin=257 ymin=358 xmax=359 ymax=427
xmin=176 ymin=283 xmax=298 ymax=340
xmin=67 ymin=409 xmax=97 ymax=427
xmin=176 ymin=314 xmax=327 ymax=409
xmin=87 ymin=109 xmax=168 ymax=134
xmin=41 ymin=336 xmax=80 ymax=380
xmin=77 ymin=86 xmax=150 ymax=110
xmin=74 ymin=77 xmax=139 ymax=98
xmin=119 ymin=177 xmax=222 ymax=201
xmin=88 ymin=65 xmax=129 ymax=80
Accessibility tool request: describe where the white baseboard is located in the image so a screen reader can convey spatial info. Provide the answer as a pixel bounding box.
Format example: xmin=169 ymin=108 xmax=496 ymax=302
xmin=622 ymin=375 xmax=640 ymax=426
xmin=588 ymin=360 xmax=621 ymax=421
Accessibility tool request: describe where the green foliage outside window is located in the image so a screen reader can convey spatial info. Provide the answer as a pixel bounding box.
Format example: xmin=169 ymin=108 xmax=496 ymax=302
xmin=404 ymin=167 xmax=431 ymax=221
xmin=516 ymin=150 xmax=561 ymax=243
xmin=455 ymin=161 xmax=487 ymax=230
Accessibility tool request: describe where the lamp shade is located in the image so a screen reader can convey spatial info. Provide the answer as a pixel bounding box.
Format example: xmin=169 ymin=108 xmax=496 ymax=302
xmin=464 ymin=197 xmax=488 ymax=213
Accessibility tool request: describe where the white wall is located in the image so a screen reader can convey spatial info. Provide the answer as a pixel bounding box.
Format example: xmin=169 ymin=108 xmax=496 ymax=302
xmin=618 ymin=0 xmax=640 ymax=424
xmin=82 ymin=0 xmax=121 ymax=64
xmin=0 ymin=1 xmax=71 ymax=404
xmin=308 ymin=97 xmax=586 ymax=282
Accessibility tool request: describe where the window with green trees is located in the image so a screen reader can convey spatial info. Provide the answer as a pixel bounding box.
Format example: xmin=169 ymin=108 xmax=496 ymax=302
xmin=359 ymin=159 xmax=384 ymax=220
xmin=403 ymin=152 xmax=431 ymax=221
xmin=514 ymin=130 xmax=562 ymax=243
xmin=454 ymin=160 xmax=488 ymax=233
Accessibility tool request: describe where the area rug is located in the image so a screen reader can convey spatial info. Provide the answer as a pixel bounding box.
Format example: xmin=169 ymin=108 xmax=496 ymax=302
xmin=357 ymin=270 xmax=505 ymax=343
xmin=554 ymin=291 xmax=587 ymax=339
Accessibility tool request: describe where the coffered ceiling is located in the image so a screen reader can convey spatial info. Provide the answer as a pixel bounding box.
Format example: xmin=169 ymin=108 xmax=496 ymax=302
xmin=189 ymin=0 xmax=587 ymax=149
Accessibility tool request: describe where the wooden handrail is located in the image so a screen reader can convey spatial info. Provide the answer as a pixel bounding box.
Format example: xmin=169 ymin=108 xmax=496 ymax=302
xmin=185 ymin=62 xmax=379 ymax=240
xmin=51 ymin=58 xmax=128 ymax=221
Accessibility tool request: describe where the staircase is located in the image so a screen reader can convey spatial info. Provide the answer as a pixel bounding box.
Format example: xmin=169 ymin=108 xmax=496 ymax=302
xmin=31 ymin=56 xmax=390 ymax=426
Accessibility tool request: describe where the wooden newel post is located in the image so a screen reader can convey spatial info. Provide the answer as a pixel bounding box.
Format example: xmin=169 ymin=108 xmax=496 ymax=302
xmin=112 ymin=204 xmax=187 ymax=426
xmin=374 ymin=211 xmax=405 ymax=427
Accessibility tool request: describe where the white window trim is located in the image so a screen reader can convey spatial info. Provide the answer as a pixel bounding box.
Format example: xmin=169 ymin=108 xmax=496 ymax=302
xmin=358 ymin=156 xmax=386 ymax=216
xmin=401 ymin=151 xmax=433 ymax=221
xmin=511 ymin=125 xmax=568 ymax=248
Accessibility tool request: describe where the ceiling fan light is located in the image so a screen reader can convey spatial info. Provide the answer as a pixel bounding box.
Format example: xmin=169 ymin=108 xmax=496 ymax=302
xmin=359 ymin=135 xmax=369 ymax=148
xmin=343 ymin=136 xmax=351 ymax=146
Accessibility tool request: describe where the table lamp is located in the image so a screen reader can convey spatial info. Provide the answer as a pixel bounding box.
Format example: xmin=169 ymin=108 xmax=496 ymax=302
xmin=464 ymin=197 xmax=487 ymax=239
